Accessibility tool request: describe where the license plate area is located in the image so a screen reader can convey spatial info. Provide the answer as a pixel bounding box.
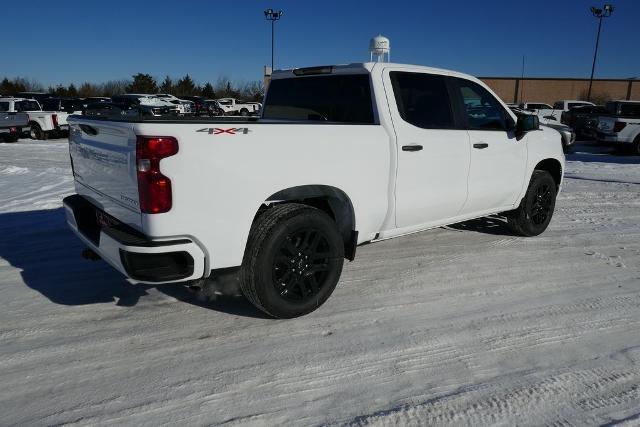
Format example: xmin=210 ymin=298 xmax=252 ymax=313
xmin=96 ymin=210 xmax=119 ymax=229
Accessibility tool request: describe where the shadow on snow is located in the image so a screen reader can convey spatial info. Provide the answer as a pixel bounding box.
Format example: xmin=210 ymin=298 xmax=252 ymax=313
xmin=0 ymin=208 xmax=266 ymax=318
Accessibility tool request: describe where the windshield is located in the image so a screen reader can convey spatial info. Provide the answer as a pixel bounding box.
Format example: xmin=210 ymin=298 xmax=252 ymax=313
xmin=15 ymin=100 xmax=41 ymax=111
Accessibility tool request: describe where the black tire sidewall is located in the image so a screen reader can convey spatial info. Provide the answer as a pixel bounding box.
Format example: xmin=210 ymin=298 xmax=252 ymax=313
xmin=30 ymin=123 xmax=42 ymax=140
xmin=521 ymin=172 xmax=557 ymax=236
xmin=252 ymin=210 xmax=344 ymax=318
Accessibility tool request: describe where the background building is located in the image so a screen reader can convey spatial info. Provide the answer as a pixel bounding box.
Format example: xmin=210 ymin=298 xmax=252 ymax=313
xmin=481 ymin=77 xmax=639 ymax=104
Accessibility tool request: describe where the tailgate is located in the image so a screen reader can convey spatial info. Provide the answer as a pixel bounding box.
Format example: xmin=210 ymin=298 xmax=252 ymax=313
xmin=1 ymin=112 xmax=28 ymax=127
xmin=68 ymin=117 xmax=142 ymax=230
xmin=597 ymin=116 xmax=616 ymax=134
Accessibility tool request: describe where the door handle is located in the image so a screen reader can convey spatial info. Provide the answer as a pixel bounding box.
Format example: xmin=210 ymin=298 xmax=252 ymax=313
xmin=402 ymin=144 xmax=423 ymax=152
xmin=473 ymin=143 xmax=489 ymax=149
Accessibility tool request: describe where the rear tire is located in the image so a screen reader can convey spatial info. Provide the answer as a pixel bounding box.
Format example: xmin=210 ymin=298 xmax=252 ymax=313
xmin=239 ymin=108 xmax=249 ymax=117
xmin=507 ymin=170 xmax=557 ymax=237
xmin=240 ymin=203 xmax=344 ymax=318
xmin=3 ymin=134 xmax=19 ymax=143
xmin=29 ymin=123 xmax=46 ymax=140
xmin=633 ymin=136 xmax=640 ymax=156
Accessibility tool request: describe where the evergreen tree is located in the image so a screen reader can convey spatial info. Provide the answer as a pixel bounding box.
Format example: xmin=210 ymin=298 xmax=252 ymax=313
xmin=201 ymin=82 xmax=215 ymax=98
xmin=67 ymin=83 xmax=78 ymax=97
xmin=53 ymin=85 xmax=68 ymax=97
xmin=175 ymin=74 xmax=197 ymax=96
xmin=0 ymin=78 xmax=15 ymax=95
xmin=159 ymin=76 xmax=173 ymax=94
xmin=126 ymin=73 xmax=158 ymax=94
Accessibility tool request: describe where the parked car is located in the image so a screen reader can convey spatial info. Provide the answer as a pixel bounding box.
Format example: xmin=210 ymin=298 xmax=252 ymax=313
xmin=511 ymin=106 xmax=575 ymax=152
xmin=84 ymin=102 xmax=129 ymax=117
xmin=203 ymin=99 xmax=225 ymax=116
xmin=178 ymin=96 xmax=207 ymax=116
xmin=0 ymin=109 xmax=29 ymax=142
xmin=16 ymin=92 xmax=51 ymax=104
xmin=85 ymin=101 xmax=178 ymax=118
xmin=0 ymin=97 xmax=70 ymax=139
xmin=520 ymin=102 xmax=553 ymax=113
xmin=596 ymin=100 xmax=640 ymax=154
xmin=41 ymin=97 xmax=86 ymax=114
xmin=154 ymin=94 xmax=194 ymax=116
xmin=537 ymin=100 xmax=595 ymax=123
xmin=111 ymin=93 xmax=180 ymax=115
xmin=64 ymin=62 xmax=565 ymax=318
xmin=83 ymin=97 xmax=111 ymax=105
xmin=216 ymin=98 xmax=261 ymax=116
xmin=561 ymin=105 xmax=608 ymax=138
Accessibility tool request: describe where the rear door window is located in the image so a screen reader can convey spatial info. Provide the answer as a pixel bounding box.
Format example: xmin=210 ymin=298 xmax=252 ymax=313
xmin=390 ymin=71 xmax=454 ymax=129
xmin=263 ymin=74 xmax=375 ymax=124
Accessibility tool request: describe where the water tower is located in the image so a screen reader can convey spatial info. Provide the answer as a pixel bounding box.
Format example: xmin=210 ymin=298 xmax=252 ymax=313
xmin=369 ymin=35 xmax=390 ymax=62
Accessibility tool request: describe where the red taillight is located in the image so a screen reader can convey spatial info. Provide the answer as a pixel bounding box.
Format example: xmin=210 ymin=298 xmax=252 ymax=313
xmin=52 ymin=114 xmax=58 ymax=127
xmin=613 ymin=121 xmax=626 ymax=132
xmin=136 ymin=136 xmax=179 ymax=214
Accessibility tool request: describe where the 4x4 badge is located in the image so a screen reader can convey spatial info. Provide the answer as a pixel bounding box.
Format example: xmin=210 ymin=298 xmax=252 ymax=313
xmin=196 ymin=127 xmax=251 ymax=135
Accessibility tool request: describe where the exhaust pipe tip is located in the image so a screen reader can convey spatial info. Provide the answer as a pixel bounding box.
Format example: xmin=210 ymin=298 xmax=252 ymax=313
xmin=81 ymin=248 xmax=101 ymax=261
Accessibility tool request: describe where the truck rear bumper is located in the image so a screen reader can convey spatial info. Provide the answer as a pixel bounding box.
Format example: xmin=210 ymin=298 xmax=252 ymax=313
xmin=596 ymin=132 xmax=633 ymax=144
xmin=63 ymin=194 xmax=206 ymax=284
xmin=0 ymin=126 xmax=29 ymax=135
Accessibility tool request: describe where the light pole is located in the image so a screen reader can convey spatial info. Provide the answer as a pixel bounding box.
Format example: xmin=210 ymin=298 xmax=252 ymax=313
xmin=264 ymin=8 xmax=283 ymax=71
xmin=587 ymin=4 xmax=614 ymax=101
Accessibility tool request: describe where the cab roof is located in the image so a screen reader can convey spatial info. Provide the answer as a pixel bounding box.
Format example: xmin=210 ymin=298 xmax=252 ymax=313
xmin=271 ymin=62 xmax=478 ymax=82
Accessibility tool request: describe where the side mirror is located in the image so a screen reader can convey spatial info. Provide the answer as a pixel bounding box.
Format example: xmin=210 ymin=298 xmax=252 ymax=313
xmin=516 ymin=114 xmax=539 ymax=139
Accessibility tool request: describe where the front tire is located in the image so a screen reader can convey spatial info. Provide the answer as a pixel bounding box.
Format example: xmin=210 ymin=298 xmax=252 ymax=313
xmin=507 ymin=170 xmax=557 ymax=237
xmin=240 ymin=204 xmax=344 ymax=318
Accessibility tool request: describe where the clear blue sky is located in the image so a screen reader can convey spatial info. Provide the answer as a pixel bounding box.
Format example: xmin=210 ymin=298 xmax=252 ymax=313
xmin=2 ymin=0 xmax=639 ymax=87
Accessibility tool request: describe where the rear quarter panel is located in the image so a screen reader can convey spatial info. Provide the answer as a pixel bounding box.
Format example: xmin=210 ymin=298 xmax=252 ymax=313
xmin=134 ymin=122 xmax=392 ymax=269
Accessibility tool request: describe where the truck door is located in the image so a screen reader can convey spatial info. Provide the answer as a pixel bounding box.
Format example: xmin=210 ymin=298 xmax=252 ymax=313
xmin=451 ymin=77 xmax=526 ymax=215
xmin=384 ymin=70 xmax=471 ymax=228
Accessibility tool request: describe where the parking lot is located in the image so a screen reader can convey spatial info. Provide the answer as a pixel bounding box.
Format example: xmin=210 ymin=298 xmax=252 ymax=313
xmin=1 ymin=139 xmax=638 ymax=425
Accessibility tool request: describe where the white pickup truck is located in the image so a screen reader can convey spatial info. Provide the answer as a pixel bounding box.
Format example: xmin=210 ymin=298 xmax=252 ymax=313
xmin=0 ymin=97 xmax=70 ymax=140
xmin=536 ymin=100 xmax=595 ymax=123
xmin=64 ymin=62 xmax=564 ymax=318
xmin=596 ymin=100 xmax=640 ymax=154
xmin=216 ymin=98 xmax=261 ymax=116
xmin=0 ymin=111 xmax=29 ymax=142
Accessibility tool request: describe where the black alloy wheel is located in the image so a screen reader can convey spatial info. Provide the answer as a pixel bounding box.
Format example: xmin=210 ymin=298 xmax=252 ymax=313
xmin=272 ymin=227 xmax=333 ymax=302
xmin=240 ymin=204 xmax=344 ymax=318
xmin=530 ymin=182 xmax=553 ymax=226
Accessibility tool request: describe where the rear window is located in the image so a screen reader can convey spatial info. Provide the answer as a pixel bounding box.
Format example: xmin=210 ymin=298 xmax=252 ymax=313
xmin=0 ymin=102 xmax=9 ymax=112
xmin=263 ymin=74 xmax=375 ymax=124
xmin=15 ymin=100 xmax=41 ymax=111
xmin=568 ymin=102 xmax=589 ymax=110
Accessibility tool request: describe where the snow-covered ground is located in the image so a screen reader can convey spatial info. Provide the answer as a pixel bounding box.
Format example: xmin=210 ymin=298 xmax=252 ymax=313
xmin=1 ymin=139 xmax=639 ymax=426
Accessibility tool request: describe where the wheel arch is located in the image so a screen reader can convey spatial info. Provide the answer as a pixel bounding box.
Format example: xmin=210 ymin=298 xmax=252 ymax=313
xmin=256 ymin=185 xmax=358 ymax=260
xmin=533 ymin=158 xmax=563 ymax=190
